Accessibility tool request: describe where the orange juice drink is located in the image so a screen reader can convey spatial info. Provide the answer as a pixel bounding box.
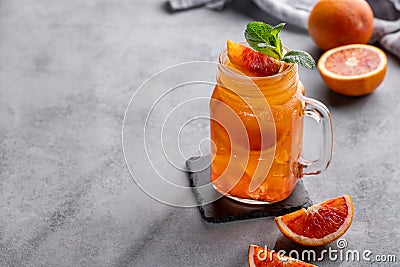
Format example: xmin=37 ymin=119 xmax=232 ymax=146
xmin=210 ymin=46 xmax=332 ymax=204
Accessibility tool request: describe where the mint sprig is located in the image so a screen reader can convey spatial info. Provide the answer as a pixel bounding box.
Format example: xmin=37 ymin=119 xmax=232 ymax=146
xmin=244 ymin=22 xmax=316 ymax=70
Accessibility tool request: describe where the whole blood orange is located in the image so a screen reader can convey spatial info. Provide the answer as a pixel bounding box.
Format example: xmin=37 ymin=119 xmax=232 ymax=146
xmin=248 ymin=244 xmax=317 ymax=267
xmin=308 ymin=0 xmax=374 ymax=50
xmin=226 ymin=40 xmax=282 ymax=77
xmin=318 ymin=44 xmax=387 ymax=96
xmin=275 ymin=194 xmax=354 ymax=247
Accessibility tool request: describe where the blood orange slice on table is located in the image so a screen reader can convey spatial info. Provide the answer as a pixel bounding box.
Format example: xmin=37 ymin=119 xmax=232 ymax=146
xmin=248 ymin=244 xmax=317 ymax=267
xmin=318 ymin=44 xmax=387 ymax=96
xmin=275 ymin=194 xmax=354 ymax=247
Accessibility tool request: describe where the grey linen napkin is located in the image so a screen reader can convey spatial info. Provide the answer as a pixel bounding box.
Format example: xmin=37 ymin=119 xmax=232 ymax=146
xmin=168 ymin=0 xmax=400 ymax=58
xmin=168 ymin=0 xmax=231 ymax=10
xmin=368 ymin=0 xmax=400 ymax=57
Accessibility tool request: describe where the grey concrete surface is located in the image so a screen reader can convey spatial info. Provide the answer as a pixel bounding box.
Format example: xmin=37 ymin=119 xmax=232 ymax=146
xmin=0 ymin=0 xmax=399 ymax=266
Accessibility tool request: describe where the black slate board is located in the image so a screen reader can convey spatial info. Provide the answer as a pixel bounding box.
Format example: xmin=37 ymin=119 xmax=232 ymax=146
xmin=186 ymin=156 xmax=313 ymax=223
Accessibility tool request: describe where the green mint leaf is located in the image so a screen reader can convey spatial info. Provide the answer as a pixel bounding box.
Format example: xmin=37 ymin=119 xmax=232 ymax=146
xmin=271 ymin=23 xmax=285 ymax=35
xmin=271 ymin=23 xmax=285 ymax=56
xmin=257 ymin=43 xmax=276 ymax=49
xmin=245 ymin=21 xmax=284 ymax=59
xmin=253 ymin=43 xmax=281 ymax=59
xmin=282 ymin=50 xmax=316 ymax=70
xmin=245 ymin=22 xmax=273 ymax=42
xmin=276 ymin=36 xmax=283 ymax=59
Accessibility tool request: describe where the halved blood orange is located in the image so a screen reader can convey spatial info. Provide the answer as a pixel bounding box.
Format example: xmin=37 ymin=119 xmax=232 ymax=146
xmin=226 ymin=40 xmax=282 ymax=77
xmin=275 ymin=194 xmax=354 ymax=247
xmin=248 ymin=244 xmax=317 ymax=267
xmin=318 ymin=44 xmax=387 ymax=96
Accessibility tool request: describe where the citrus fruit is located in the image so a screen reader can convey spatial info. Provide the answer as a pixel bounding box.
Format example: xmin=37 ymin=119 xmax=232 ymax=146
xmin=318 ymin=44 xmax=387 ymax=96
xmin=248 ymin=244 xmax=317 ymax=267
xmin=226 ymin=40 xmax=282 ymax=76
xmin=275 ymin=194 xmax=354 ymax=247
xmin=308 ymin=0 xmax=374 ymax=50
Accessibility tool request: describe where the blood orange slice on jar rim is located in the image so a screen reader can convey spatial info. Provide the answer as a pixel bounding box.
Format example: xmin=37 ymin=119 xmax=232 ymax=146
xmin=226 ymin=40 xmax=283 ymax=77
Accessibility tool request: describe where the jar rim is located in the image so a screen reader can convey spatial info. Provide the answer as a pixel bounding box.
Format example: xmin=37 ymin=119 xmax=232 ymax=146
xmin=218 ymin=42 xmax=297 ymax=80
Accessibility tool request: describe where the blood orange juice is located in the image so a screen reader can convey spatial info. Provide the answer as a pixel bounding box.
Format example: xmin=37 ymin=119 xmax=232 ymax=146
xmin=210 ymin=46 xmax=332 ymax=204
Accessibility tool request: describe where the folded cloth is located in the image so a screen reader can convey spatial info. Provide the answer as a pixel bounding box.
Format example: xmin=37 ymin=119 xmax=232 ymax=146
xmin=251 ymin=0 xmax=317 ymax=29
xmin=252 ymin=0 xmax=400 ymax=58
xmin=168 ymin=0 xmax=231 ymax=10
xmin=371 ymin=18 xmax=400 ymax=57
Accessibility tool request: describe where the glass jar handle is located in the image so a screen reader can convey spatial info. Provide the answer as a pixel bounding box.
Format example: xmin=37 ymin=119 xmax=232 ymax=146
xmin=299 ymin=96 xmax=333 ymax=176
